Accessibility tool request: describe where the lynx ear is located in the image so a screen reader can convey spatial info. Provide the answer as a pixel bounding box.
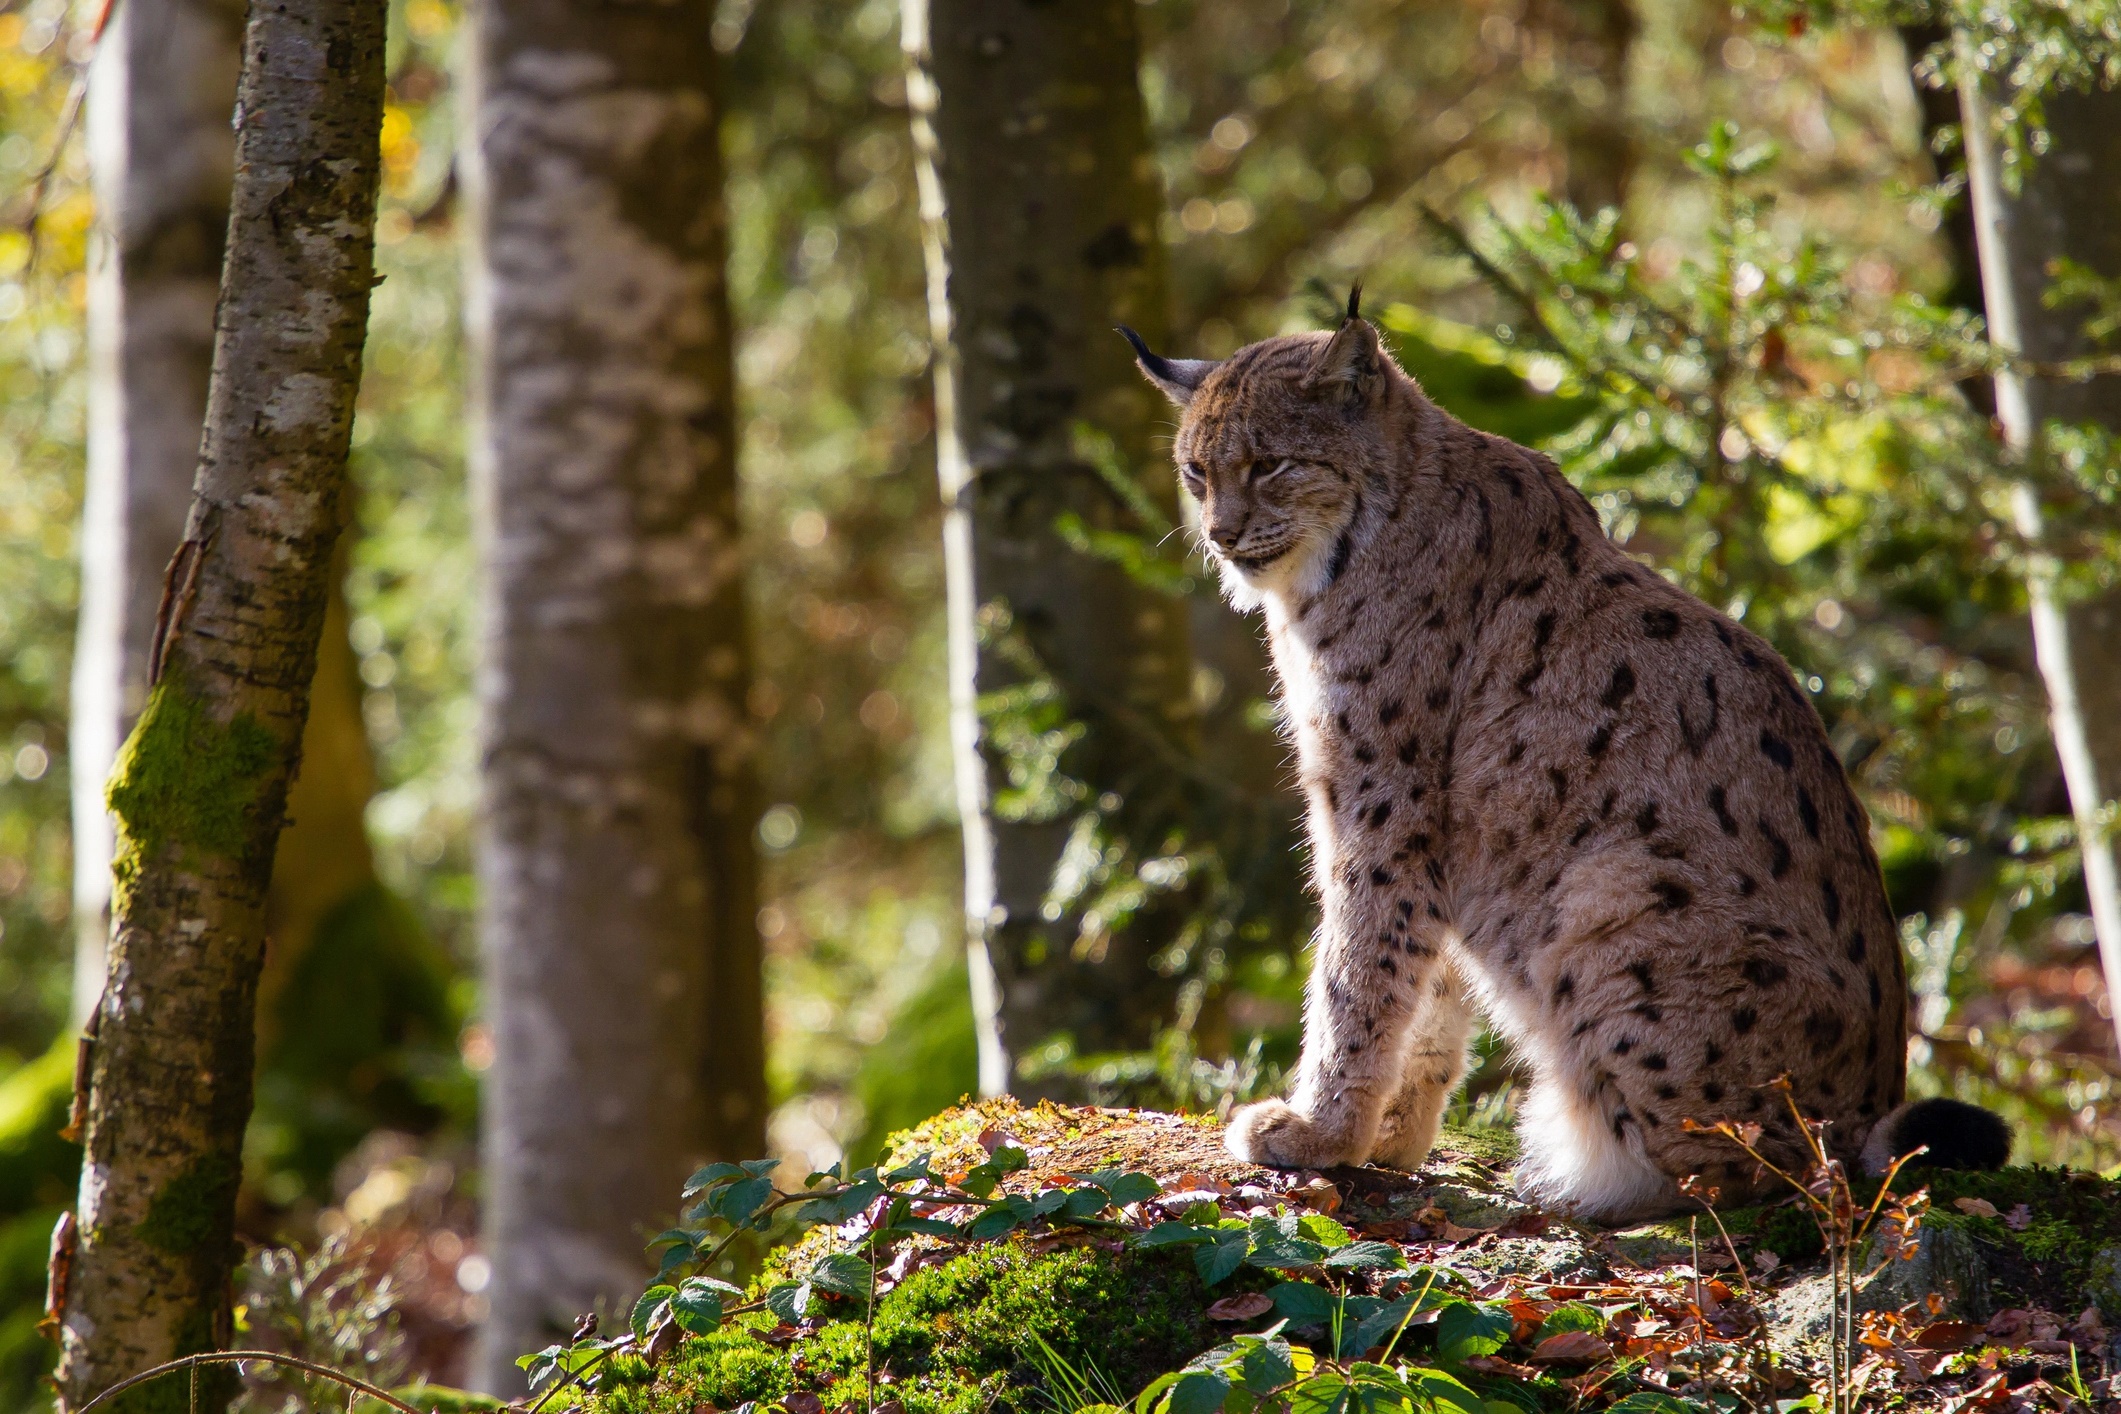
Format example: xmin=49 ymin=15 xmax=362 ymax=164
xmin=1120 ymin=327 xmax=1220 ymax=407
xmin=1302 ymin=284 xmax=1385 ymax=407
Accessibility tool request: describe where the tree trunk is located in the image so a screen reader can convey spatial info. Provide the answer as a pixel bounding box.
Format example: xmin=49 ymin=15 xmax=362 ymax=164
xmin=1529 ymin=0 xmax=1638 ymax=215
xmin=461 ymin=0 xmax=762 ymax=1388
xmin=1957 ymin=57 xmax=2121 ymax=1050
xmin=71 ymin=0 xmax=243 ymax=1027
xmin=905 ymin=0 xmax=1196 ymax=1095
xmin=52 ymin=0 xmax=387 ymax=1406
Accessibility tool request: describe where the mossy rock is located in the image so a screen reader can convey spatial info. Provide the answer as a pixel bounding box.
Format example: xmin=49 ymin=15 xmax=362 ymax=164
xmin=579 ymin=1100 xmax=2121 ymax=1414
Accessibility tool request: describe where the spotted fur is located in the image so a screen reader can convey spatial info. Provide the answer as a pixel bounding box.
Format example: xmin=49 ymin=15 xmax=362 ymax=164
xmin=1132 ymin=310 xmax=1911 ymax=1222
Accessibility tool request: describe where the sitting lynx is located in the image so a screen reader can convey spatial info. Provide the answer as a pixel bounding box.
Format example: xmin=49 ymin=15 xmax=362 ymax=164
xmin=1124 ymin=295 xmax=2006 ymax=1222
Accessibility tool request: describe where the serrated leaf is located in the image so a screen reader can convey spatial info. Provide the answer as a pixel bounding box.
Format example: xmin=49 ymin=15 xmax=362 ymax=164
xmin=1196 ymin=1231 xmax=1251 ymax=1286
xmin=1296 ymin=1214 xmax=1352 ymax=1249
xmin=1063 ymin=1187 xmax=1111 ymax=1219
xmin=1287 ymin=1372 xmax=1350 ymax=1414
xmin=741 ymin=1158 xmax=783 ymax=1178
xmin=682 ymin=1163 xmax=745 ymax=1196
xmin=1435 ymin=1302 xmax=1513 ymax=1364
xmin=1136 ymin=1372 xmax=1183 ymax=1414
xmin=710 ymin=1175 xmax=775 ymax=1227
xmin=1168 ymin=1371 xmax=1231 ymax=1414
xmin=1337 ymin=1298 xmax=1417 ymax=1360
xmin=1535 ymin=1303 xmax=1605 ymax=1341
xmin=1245 ymin=1234 xmax=1327 ymax=1270
xmin=630 ymin=1285 xmax=676 ymax=1340
xmin=988 ymin=1145 xmax=1029 ymax=1172
xmin=1136 ymin=1221 xmax=1214 ymax=1248
xmin=1099 ymin=1172 xmax=1161 ymax=1206
xmin=798 ymin=1179 xmax=885 ymax=1224
xmin=671 ymin=1283 xmax=723 ymax=1335
xmin=894 ymin=1216 xmax=965 ymax=1238
xmin=1268 ymin=1282 xmax=1339 ymax=1326
xmin=764 ymin=1281 xmax=813 ymax=1323
xmin=1323 ymin=1241 xmax=1405 ymax=1271
xmin=515 ymin=1344 xmax=563 ymax=1375
xmin=1237 ymin=1337 xmax=1296 ymax=1393
xmin=1407 ymin=1370 xmax=1487 ymax=1414
xmin=884 ymin=1154 xmax=935 ymax=1184
xmin=969 ymin=1195 xmax=1032 ymax=1239
xmin=808 ymin=1252 xmax=873 ymax=1299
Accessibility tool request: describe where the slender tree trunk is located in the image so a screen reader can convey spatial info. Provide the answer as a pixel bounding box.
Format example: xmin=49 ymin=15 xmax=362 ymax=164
xmin=71 ymin=0 xmax=243 ymax=1027
xmin=52 ymin=0 xmax=386 ymax=1407
xmin=461 ymin=0 xmax=762 ymax=1388
xmin=1957 ymin=57 xmax=2121 ymax=1050
xmin=1530 ymin=0 xmax=1638 ymax=214
xmin=905 ymin=0 xmax=1195 ymax=1094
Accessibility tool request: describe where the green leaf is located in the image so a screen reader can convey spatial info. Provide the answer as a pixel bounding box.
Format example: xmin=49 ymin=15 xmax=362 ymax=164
xmin=1168 ymin=1371 xmax=1232 ymax=1414
xmin=884 ymin=1154 xmax=935 ymax=1184
xmin=1236 ymin=1337 xmax=1296 ymax=1394
xmin=740 ymin=1158 xmax=783 ymax=1178
xmin=1245 ymin=1234 xmax=1328 ymax=1270
xmin=1435 ymin=1302 xmax=1514 ymax=1364
xmin=1406 ymin=1370 xmax=1488 ymax=1414
xmin=1029 ymin=1187 xmax=1072 ymax=1218
xmin=1338 ymin=1298 xmax=1421 ymax=1360
xmin=807 ymin=1252 xmax=873 ymax=1298
xmin=969 ymin=1195 xmax=1033 ymax=1239
xmin=894 ymin=1216 xmax=965 ymax=1238
xmin=1268 ymin=1282 xmax=1339 ymax=1325
xmin=630 ymin=1285 xmax=676 ymax=1340
xmin=764 ymin=1281 xmax=813 ymax=1323
xmin=1288 ymin=1372 xmax=1352 ymax=1414
xmin=797 ymin=1179 xmax=886 ymax=1224
xmin=1196 ymin=1231 xmax=1252 ymax=1285
xmin=671 ymin=1280 xmax=725 ymax=1335
xmin=1135 ymin=1372 xmax=1184 ymax=1414
xmin=1098 ymin=1171 xmax=1162 ymax=1206
xmin=1296 ymin=1214 xmax=1352 ymax=1249
xmin=1062 ymin=1187 xmax=1112 ymax=1219
xmin=1136 ymin=1221 xmax=1214 ymax=1248
xmin=1611 ymin=1397 xmax=1696 ymax=1414
xmin=1323 ymin=1241 xmax=1405 ymax=1271
xmin=708 ymin=1175 xmax=775 ymax=1227
xmin=682 ymin=1163 xmax=745 ymax=1195
xmin=1535 ymin=1303 xmax=1605 ymax=1341
xmin=989 ymin=1145 xmax=1030 ymax=1172
xmin=958 ymin=1168 xmax=1001 ymax=1199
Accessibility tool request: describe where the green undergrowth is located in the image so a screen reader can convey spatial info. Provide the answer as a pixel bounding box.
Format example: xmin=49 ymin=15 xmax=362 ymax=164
xmin=599 ymin=1243 xmax=1217 ymax=1414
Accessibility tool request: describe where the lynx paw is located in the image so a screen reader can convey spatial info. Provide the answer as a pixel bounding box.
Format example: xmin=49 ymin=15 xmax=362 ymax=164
xmin=1225 ymin=1100 xmax=1358 ymax=1169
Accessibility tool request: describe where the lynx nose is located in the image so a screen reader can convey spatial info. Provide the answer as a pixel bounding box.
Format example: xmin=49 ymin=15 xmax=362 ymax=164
xmin=1210 ymin=525 xmax=1242 ymax=551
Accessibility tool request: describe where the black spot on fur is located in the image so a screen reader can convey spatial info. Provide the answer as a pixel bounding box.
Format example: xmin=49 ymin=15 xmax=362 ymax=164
xmin=1397 ymin=736 xmax=1420 ymax=765
xmin=1512 ymin=573 xmax=1547 ymax=599
xmin=1568 ymin=821 xmax=1594 ymax=847
xmin=1554 ymin=972 xmax=1575 ymax=1002
xmin=1626 ymin=961 xmax=1655 ymax=992
xmin=1370 ymin=866 xmax=1393 ymax=886
xmin=1803 ymin=1012 xmax=1846 ymax=1049
xmin=1731 ymin=1006 xmax=1757 ymax=1035
xmin=1821 ymin=876 xmax=1842 ymax=928
xmin=1709 ymin=784 xmax=1738 ymax=835
xmin=1548 ymin=767 xmax=1569 ymax=802
xmin=1651 ymin=880 xmax=1693 ymax=912
xmin=1679 ymin=673 xmax=1721 ymax=755
xmin=1796 ymin=786 xmax=1821 ymax=839
xmin=1656 ymin=1083 xmax=1679 ymax=1101
xmin=1741 ymin=957 xmax=1788 ymax=988
xmin=1846 ymin=930 xmax=1867 ymax=963
xmin=1869 ymin=973 xmax=1883 ymax=1008
xmin=1426 ymin=858 xmax=1446 ymax=887
xmin=1599 ymin=790 xmax=1617 ymax=819
xmin=1507 ymin=740 xmax=1527 ymax=765
xmin=1635 ymin=801 xmax=1660 ymax=835
xmin=1702 ymin=1081 xmax=1725 ymax=1102
xmin=1643 ymin=608 xmax=1681 ymax=639
xmin=1641 ymin=1052 xmax=1668 ymax=1071
xmin=1613 ymin=1037 xmax=1635 ymax=1056
xmin=1324 ymin=528 xmax=1355 ymax=585
xmin=1426 ymin=685 xmax=1449 ymax=711
xmin=1759 ymin=729 xmax=1795 ymax=771
xmin=1603 ymin=661 xmax=1637 ymax=709
xmin=1736 ymin=872 xmax=1758 ymax=896
xmin=1368 ymin=801 xmax=1392 ymax=829
xmin=1759 ymin=819 xmax=1792 ymax=878
xmin=1587 ymin=724 xmax=1612 ymax=757
xmin=1704 ymin=1041 xmax=1723 ymax=1065
xmin=1353 ymin=744 xmax=1376 ymax=764
xmin=1379 ymin=699 xmax=1404 ymax=725
xmin=1600 ymin=570 xmax=1630 ymax=588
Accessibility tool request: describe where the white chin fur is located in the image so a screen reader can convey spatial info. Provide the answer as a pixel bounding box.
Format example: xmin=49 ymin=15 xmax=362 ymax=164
xmin=1216 ymin=535 xmax=1329 ymax=613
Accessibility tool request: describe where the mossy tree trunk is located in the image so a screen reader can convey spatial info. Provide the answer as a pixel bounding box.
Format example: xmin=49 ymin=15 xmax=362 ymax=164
xmin=1957 ymin=60 xmax=2121 ymax=1054
xmin=461 ymin=0 xmax=762 ymax=1389
xmin=905 ymin=0 xmax=1196 ymax=1096
xmin=70 ymin=0 xmax=243 ymax=1027
xmin=52 ymin=0 xmax=387 ymax=1407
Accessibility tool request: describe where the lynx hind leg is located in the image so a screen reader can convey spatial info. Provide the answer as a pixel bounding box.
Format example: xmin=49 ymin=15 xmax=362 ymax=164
xmin=1369 ymin=963 xmax=1478 ymax=1170
xmin=1512 ymin=1069 xmax=1677 ymax=1224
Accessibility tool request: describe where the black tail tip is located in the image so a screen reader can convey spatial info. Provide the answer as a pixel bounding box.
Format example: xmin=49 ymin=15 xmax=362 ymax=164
xmin=1874 ymin=1097 xmax=2012 ymax=1173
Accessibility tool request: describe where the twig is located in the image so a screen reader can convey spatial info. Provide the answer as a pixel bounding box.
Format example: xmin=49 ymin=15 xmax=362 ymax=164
xmin=77 ymin=1351 xmax=427 ymax=1414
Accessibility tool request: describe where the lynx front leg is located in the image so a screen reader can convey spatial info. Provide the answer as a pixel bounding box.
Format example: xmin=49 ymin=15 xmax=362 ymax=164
xmin=1228 ymin=866 xmax=1446 ymax=1169
xmin=1369 ymin=960 xmax=1476 ymax=1170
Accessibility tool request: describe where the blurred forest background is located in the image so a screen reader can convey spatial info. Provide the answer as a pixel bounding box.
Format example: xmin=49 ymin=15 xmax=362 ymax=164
xmin=4 ymin=0 xmax=2121 ymax=1406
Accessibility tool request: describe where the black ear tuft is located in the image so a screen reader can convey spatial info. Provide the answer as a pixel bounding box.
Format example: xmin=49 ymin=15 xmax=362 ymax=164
xmin=1119 ymin=327 xmax=1221 ymax=408
xmin=1346 ymin=281 xmax=1363 ymax=325
xmin=1862 ymin=1097 xmax=2011 ymax=1175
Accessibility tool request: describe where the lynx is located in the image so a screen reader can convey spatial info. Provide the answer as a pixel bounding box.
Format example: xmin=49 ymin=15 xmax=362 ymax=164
xmin=1124 ymin=296 xmax=2006 ymax=1222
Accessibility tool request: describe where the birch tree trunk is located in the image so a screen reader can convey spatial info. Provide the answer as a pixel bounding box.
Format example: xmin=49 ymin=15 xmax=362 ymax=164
xmin=1957 ymin=61 xmax=2121 ymax=1049
xmin=52 ymin=0 xmax=386 ymax=1405
xmin=71 ymin=0 xmax=242 ymax=1026
xmin=905 ymin=0 xmax=1195 ymax=1095
xmin=461 ymin=0 xmax=762 ymax=1387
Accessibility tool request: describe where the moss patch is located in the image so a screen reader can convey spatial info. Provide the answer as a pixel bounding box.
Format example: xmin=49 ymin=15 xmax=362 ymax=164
xmin=602 ymin=1243 xmax=1214 ymax=1414
xmin=135 ymin=1151 xmax=241 ymax=1257
xmin=105 ymin=672 xmax=278 ymax=907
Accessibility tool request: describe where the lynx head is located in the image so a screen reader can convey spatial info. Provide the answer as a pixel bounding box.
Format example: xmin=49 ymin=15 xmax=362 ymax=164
xmin=1122 ymin=288 xmax=1414 ymax=609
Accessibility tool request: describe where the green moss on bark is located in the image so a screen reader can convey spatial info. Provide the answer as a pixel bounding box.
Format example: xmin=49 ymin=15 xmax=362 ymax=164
xmin=135 ymin=1151 xmax=241 ymax=1257
xmin=104 ymin=671 xmax=278 ymax=909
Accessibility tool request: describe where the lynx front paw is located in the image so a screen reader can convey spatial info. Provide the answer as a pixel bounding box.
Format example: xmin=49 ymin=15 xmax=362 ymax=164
xmin=1225 ymin=1100 xmax=1358 ymax=1169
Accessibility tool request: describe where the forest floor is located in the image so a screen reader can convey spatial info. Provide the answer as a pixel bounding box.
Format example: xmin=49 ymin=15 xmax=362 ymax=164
xmin=569 ymin=1098 xmax=2121 ymax=1414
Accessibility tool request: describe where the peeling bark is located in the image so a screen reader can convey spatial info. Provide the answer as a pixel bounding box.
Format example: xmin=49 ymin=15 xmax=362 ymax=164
xmin=1957 ymin=58 xmax=2121 ymax=1055
xmin=461 ymin=0 xmax=762 ymax=1389
xmin=54 ymin=0 xmax=387 ymax=1408
xmin=905 ymin=0 xmax=1195 ymax=1093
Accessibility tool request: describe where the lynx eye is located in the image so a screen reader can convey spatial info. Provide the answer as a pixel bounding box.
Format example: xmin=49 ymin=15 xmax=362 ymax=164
xmin=1179 ymin=462 xmax=1207 ymax=496
xmin=1251 ymin=457 xmax=1295 ymax=483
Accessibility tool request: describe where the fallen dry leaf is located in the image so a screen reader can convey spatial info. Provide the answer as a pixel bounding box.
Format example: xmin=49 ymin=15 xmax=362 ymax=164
xmin=783 ymin=1393 xmax=824 ymax=1414
xmin=1983 ymin=1309 xmax=2033 ymax=1344
xmin=1952 ymin=1197 xmax=1999 ymax=1219
xmin=1753 ymin=1250 xmax=1781 ymax=1274
xmin=1461 ymin=1355 xmax=1542 ymax=1380
xmin=1915 ymin=1320 xmax=1980 ymax=1351
xmin=1205 ymin=1292 xmax=1275 ymax=1321
xmin=1531 ymin=1331 xmax=1614 ymax=1364
xmin=2004 ymin=1204 xmax=2032 ymax=1231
